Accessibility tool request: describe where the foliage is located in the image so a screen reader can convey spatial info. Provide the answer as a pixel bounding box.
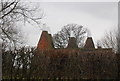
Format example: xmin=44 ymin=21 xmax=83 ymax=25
xmin=2 ymin=47 xmax=35 ymax=79
xmin=2 ymin=47 xmax=118 ymax=79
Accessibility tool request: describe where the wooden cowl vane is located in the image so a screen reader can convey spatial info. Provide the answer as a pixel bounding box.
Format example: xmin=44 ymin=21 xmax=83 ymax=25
xmin=37 ymin=31 xmax=54 ymax=51
xmin=67 ymin=31 xmax=78 ymax=48
xmin=84 ymin=37 xmax=95 ymax=48
xmin=67 ymin=37 xmax=78 ymax=48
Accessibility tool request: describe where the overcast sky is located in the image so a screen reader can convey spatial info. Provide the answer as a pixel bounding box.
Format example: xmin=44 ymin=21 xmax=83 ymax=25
xmin=21 ymin=2 xmax=118 ymax=46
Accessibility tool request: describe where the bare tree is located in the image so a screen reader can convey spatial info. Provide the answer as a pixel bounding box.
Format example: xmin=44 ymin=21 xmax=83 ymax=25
xmin=100 ymin=29 xmax=118 ymax=52
xmin=0 ymin=0 xmax=43 ymax=50
xmin=118 ymin=26 xmax=120 ymax=53
xmin=53 ymin=24 xmax=88 ymax=48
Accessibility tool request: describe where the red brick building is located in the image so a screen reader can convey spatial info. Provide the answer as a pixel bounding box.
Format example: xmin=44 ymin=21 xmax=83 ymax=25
xmin=36 ymin=31 xmax=117 ymax=79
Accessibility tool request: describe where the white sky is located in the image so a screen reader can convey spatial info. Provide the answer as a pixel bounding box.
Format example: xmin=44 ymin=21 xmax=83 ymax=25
xmin=21 ymin=2 xmax=118 ymax=46
xmin=23 ymin=0 xmax=119 ymax=2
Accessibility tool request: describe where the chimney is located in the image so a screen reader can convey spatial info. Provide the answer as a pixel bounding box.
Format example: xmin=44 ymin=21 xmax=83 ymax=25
xmin=37 ymin=31 xmax=54 ymax=51
xmin=67 ymin=37 xmax=78 ymax=48
xmin=67 ymin=31 xmax=78 ymax=48
xmin=84 ymin=37 xmax=95 ymax=49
